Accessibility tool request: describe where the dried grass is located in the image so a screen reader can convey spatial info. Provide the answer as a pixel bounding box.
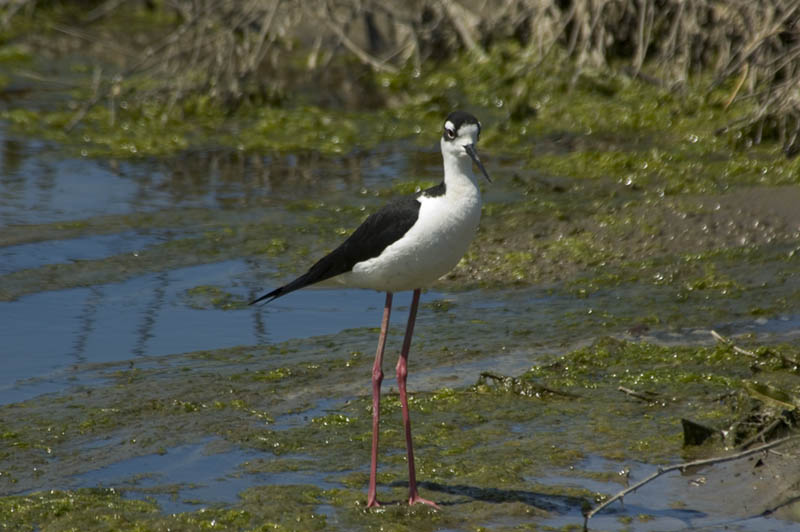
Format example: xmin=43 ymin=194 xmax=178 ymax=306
xmin=3 ymin=0 xmax=800 ymax=153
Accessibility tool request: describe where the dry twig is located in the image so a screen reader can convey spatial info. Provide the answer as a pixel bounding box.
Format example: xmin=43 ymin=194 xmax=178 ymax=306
xmin=711 ymin=330 xmax=800 ymax=370
xmin=583 ymin=434 xmax=800 ymax=530
xmin=710 ymin=329 xmax=758 ymax=359
xmin=737 ymin=417 xmax=788 ymax=450
xmin=479 ymin=372 xmax=580 ymax=398
xmin=617 ymin=386 xmax=656 ymax=403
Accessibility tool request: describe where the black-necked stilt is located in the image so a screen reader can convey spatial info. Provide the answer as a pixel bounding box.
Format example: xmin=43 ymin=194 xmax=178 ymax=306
xmin=251 ymin=110 xmax=491 ymax=508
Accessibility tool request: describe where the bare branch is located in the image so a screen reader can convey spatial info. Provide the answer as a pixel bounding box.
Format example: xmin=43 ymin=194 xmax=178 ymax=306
xmin=439 ymin=0 xmax=488 ymax=62
xmin=618 ymin=386 xmax=656 ymax=403
xmin=583 ymin=434 xmax=800 ymax=530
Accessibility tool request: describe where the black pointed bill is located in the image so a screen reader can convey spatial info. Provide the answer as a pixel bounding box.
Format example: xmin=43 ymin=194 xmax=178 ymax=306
xmin=464 ymin=144 xmax=491 ymax=182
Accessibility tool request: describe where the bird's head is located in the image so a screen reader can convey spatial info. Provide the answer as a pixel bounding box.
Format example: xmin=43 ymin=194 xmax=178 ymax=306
xmin=440 ymin=111 xmax=491 ymax=182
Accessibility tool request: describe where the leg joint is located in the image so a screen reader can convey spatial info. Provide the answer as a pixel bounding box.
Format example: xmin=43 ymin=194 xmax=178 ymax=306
xmin=395 ymin=359 xmax=408 ymax=381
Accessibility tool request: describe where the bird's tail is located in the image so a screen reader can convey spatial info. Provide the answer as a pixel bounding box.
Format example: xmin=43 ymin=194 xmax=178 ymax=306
xmin=250 ymin=240 xmax=352 ymax=305
xmin=249 ymin=272 xmax=317 ymax=305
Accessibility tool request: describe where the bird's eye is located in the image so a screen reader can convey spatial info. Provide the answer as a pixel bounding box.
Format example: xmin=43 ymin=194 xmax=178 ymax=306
xmin=444 ymin=127 xmax=456 ymax=140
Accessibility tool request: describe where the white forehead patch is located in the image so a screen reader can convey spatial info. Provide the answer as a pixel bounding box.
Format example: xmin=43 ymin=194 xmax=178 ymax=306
xmin=444 ymin=120 xmax=455 ymax=131
xmin=458 ymin=122 xmax=480 ymax=138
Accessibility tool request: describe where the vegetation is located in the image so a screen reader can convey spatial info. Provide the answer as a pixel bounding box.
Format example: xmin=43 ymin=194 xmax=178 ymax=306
xmin=1 ymin=0 xmax=799 ymax=154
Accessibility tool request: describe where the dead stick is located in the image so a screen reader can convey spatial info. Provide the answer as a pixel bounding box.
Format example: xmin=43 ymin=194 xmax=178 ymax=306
xmin=618 ymin=386 xmax=655 ymax=402
xmin=711 ymin=330 xmax=757 ymax=358
xmin=737 ymin=417 xmax=786 ymax=451
xmin=439 ymin=0 xmax=488 ymax=62
xmin=712 ymin=330 xmax=800 ymax=368
xmin=583 ymin=434 xmax=799 ymax=530
xmin=724 ymin=63 xmax=749 ymax=110
xmin=320 ymin=8 xmax=398 ymax=74
xmin=65 ymin=66 xmax=103 ymax=132
xmin=479 ymin=372 xmax=580 ymax=398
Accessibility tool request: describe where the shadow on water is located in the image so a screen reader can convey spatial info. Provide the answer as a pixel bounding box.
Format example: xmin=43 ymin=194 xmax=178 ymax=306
xmin=417 ymin=479 xmax=744 ymax=532
xmin=415 ymin=481 xmax=585 ymax=513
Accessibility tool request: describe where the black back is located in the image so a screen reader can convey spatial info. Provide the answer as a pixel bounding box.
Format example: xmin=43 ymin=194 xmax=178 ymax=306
xmin=250 ymin=194 xmax=424 ymax=304
xmin=422 ymin=181 xmax=446 ymax=197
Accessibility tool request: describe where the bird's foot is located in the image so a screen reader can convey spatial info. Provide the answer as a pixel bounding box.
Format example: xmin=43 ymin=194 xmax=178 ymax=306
xmin=408 ymin=493 xmax=440 ymax=509
xmin=366 ymin=497 xmax=382 ymax=509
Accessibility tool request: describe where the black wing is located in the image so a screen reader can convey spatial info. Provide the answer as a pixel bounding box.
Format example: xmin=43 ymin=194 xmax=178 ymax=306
xmin=250 ymin=196 xmax=422 ymax=304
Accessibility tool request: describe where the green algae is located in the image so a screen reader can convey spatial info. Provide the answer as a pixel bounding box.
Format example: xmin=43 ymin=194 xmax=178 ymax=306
xmin=2 ymin=316 xmax=798 ymax=530
xmin=374 ymin=45 xmax=800 ymax=196
xmin=0 ymin=488 xmax=159 ymax=532
xmin=0 ymin=209 xmax=214 ymax=248
xmin=184 ymin=285 xmax=248 ymax=310
xmin=0 ymin=43 xmax=33 ymax=65
xmin=0 ymin=96 xmax=437 ymax=159
xmin=2 ymin=105 xmax=194 ymax=158
xmin=0 ymin=485 xmax=329 ymax=532
xmin=237 ymin=107 xmax=433 ymax=156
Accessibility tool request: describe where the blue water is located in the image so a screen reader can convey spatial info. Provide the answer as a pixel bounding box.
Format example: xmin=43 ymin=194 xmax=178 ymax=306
xmin=0 ymin=259 xmax=419 ymax=404
xmin=0 ymin=231 xmax=162 ymax=274
xmin=70 ymin=438 xmax=340 ymax=514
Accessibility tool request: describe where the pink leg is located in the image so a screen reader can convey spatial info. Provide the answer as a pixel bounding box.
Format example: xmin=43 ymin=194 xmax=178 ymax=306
xmin=367 ymin=292 xmax=392 ymax=508
xmin=396 ymin=288 xmax=439 ymax=508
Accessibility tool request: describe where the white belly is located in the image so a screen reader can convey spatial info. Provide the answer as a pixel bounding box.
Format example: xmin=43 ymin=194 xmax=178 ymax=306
xmin=338 ymin=192 xmax=481 ymax=292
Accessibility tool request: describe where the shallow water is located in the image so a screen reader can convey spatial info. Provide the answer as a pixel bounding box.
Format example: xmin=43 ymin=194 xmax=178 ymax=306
xmin=71 ymin=438 xmax=343 ymax=515
xmin=2 ymin=117 xmax=799 ymax=531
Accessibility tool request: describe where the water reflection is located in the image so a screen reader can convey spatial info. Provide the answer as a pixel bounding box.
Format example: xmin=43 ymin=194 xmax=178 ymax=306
xmin=132 ymin=271 xmax=168 ymax=357
xmin=1 ymin=136 xmax=24 ymax=181
xmin=70 ymin=285 xmax=104 ymax=366
xmin=0 ymin=125 xmax=433 ymax=227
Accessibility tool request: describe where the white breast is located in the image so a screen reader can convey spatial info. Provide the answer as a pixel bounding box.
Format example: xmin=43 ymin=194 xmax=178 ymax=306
xmin=340 ymin=188 xmax=481 ymax=292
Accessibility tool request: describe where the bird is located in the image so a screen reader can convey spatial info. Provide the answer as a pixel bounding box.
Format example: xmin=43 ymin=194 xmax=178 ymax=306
xmin=250 ymin=110 xmax=491 ymax=508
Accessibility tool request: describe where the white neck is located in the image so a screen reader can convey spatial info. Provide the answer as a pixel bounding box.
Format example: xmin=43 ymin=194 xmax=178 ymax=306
xmin=442 ymin=145 xmax=480 ymax=194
